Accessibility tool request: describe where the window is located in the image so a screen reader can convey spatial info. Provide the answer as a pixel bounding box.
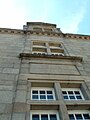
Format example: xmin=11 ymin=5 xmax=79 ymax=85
xmin=33 ymin=41 xmax=46 ymax=47
xmin=62 ymin=88 xmax=84 ymax=100
xmin=32 ymin=41 xmax=65 ymax=56
xmin=33 ymin=27 xmax=42 ymax=31
xmin=31 ymin=88 xmax=55 ymax=100
xmin=32 ymin=47 xmax=47 ymax=53
xmin=68 ymin=110 xmax=90 ymax=120
xmin=31 ymin=110 xmax=59 ymax=120
xmin=44 ymin=28 xmax=53 ymax=32
xmin=32 ymin=41 xmax=47 ymax=54
xmin=49 ymin=42 xmax=64 ymax=55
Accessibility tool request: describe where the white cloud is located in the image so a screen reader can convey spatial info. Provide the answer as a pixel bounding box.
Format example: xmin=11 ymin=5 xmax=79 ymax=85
xmin=60 ymin=1 xmax=88 ymax=33
xmin=0 ymin=0 xmax=26 ymax=29
xmin=61 ymin=8 xmax=86 ymax=33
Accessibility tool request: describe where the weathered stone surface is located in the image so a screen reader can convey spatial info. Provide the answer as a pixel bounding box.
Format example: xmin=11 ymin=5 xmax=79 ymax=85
xmin=0 ymin=104 xmax=12 ymax=113
xmin=0 ymin=114 xmax=11 ymax=120
xmin=0 ymin=91 xmax=13 ymax=103
xmin=0 ymin=22 xmax=90 ymax=120
xmin=12 ymin=113 xmax=25 ymax=120
xmin=2 ymin=68 xmax=19 ymax=74
xmin=15 ymin=90 xmax=27 ymax=102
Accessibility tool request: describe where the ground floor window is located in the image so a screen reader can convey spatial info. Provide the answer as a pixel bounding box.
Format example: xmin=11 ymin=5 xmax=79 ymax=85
xmin=31 ymin=110 xmax=59 ymax=120
xmin=31 ymin=87 xmax=55 ymax=100
xmin=62 ymin=88 xmax=84 ymax=100
xmin=68 ymin=110 xmax=90 ymax=120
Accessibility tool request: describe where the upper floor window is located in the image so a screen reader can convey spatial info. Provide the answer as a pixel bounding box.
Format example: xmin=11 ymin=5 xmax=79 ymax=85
xmin=68 ymin=110 xmax=90 ymax=120
xmin=33 ymin=27 xmax=42 ymax=31
xmin=31 ymin=87 xmax=55 ymax=100
xmin=44 ymin=28 xmax=53 ymax=32
xmin=31 ymin=110 xmax=59 ymax=120
xmin=62 ymin=88 xmax=84 ymax=100
xmin=32 ymin=41 xmax=65 ymax=56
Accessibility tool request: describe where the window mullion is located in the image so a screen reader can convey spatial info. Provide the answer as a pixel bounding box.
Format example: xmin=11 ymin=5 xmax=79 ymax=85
xmin=52 ymin=90 xmax=55 ymax=100
xmin=38 ymin=90 xmax=40 ymax=100
xmin=40 ymin=114 xmax=41 ymax=120
xmin=46 ymin=90 xmax=47 ymax=100
xmin=73 ymin=91 xmax=77 ymax=100
xmin=74 ymin=114 xmax=77 ymax=120
xmin=67 ymin=91 xmax=70 ymax=100
xmin=82 ymin=114 xmax=85 ymax=120
xmin=48 ymin=114 xmax=50 ymax=120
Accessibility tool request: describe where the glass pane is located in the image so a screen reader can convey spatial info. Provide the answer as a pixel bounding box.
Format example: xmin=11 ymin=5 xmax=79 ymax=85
xmin=69 ymin=114 xmax=75 ymax=120
xmin=50 ymin=114 xmax=57 ymax=120
xmin=64 ymin=96 xmax=68 ymax=99
xmin=32 ymin=90 xmax=38 ymax=94
xmin=32 ymin=95 xmax=38 ymax=99
xmin=74 ymin=91 xmax=80 ymax=94
xmin=68 ymin=91 xmax=73 ymax=94
xmin=76 ymin=96 xmax=82 ymax=100
xmin=40 ymin=95 xmax=46 ymax=99
xmin=47 ymin=91 xmax=52 ymax=94
xmin=83 ymin=114 xmax=90 ymax=119
xmin=75 ymin=114 xmax=83 ymax=120
xmin=32 ymin=114 xmax=39 ymax=120
xmin=40 ymin=91 xmax=45 ymax=94
xmin=41 ymin=114 xmax=48 ymax=120
xmin=69 ymin=96 xmax=75 ymax=100
xmin=47 ymin=95 xmax=53 ymax=100
xmin=62 ymin=91 xmax=67 ymax=94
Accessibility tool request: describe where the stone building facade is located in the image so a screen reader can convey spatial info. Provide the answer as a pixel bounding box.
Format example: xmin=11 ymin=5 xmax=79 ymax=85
xmin=0 ymin=22 xmax=90 ymax=120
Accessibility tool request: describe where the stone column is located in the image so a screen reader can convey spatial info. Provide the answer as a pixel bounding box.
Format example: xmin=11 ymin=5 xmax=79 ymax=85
xmin=54 ymin=82 xmax=69 ymax=120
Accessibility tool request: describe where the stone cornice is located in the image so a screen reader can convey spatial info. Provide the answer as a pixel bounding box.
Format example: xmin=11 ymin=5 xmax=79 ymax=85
xmin=19 ymin=53 xmax=83 ymax=62
xmin=0 ymin=28 xmax=23 ymax=34
xmin=65 ymin=33 xmax=90 ymax=40
xmin=27 ymin=22 xmax=56 ymax=28
xmin=0 ymin=27 xmax=90 ymax=40
xmin=27 ymin=30 xmax=64 ymax=37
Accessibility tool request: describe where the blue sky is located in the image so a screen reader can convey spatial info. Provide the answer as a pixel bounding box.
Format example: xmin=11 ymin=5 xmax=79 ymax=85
xmin=0 ymin=0 xmax=90 ymax=35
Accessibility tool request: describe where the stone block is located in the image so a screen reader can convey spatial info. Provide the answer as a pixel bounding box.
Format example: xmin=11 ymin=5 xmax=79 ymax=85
xmin=12 ymin=113 xmax=25 ymax=120
xmin=0 ymin=103 xmax=12 ymax=113
xmin=2 ymin=68 xmax=19 ymax=74
xmin=0 ymin=73 xmax=15 ymax=81
xmin=17 ymin=85 xmax=27 ymax=90
xmin=15 ymin=90 xmax=27 ymax=102
xmin=0 ymin=114 xmax=11 ymax=120
xmin=0 ymin=91 xmax=13 ymax=103
xmin=0 ymin=85 xmax=13 ymax=91
xmin=30 ymin=63 xmax=80 ymax=75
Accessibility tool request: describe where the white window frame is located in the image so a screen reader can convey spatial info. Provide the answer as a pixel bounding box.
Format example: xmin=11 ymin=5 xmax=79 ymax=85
xmin=68 ymin=110 xmax=90 ymax=120
xmin=50 ymin=53 xmax=64 ymax=56
xmin=62 ymin=88 xmax=84 ymax=100
xmin=30 ymin=110 xmax=59 ymax=120
xmin=31 ymin=87 xmax=56 ymax=100
xmin=32 ymin=51 xmax=47 ymax=54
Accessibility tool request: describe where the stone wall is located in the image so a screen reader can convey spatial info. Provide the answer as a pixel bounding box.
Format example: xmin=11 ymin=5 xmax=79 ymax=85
xmin=0 ymin=28 xmax=90 ymax=120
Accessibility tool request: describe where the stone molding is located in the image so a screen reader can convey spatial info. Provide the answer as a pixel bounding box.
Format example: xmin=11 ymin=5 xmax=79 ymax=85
xmin=19 ymin=53 xmax=83 ymax=62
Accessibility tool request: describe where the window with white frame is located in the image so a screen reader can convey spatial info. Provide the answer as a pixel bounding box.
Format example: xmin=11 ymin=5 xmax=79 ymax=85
xmin=31 ymin=87 xmax=55 ymax=100
xmin=31 ymin=110 xmax=59 ymax=120
xmin=68 ymin=110 xmax=90 ymax=120
xmin=62 ymin=88 xmax=84 ymax=100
